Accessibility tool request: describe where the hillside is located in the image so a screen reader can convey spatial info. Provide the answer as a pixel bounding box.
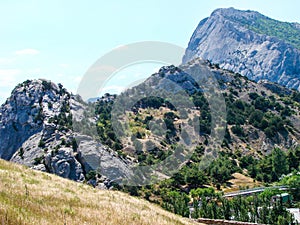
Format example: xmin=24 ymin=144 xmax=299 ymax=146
xmin=0 ymin=159 xmax=199 ymax=225
xmin=1 ymin=24 xmax=300 ymax=224
xmin=0 ymin=79 xmax=130 ymax=187
xmin=183 ymin=7 xmax=300 ymax=91
xmin=91 ymin=59 xmax=300 ymax=223
xmin=0 ymin=57 xmax=300 ymax=222
xmin=1 ymin=5 xmax=300 ymax=225
xmin=97 ymin=59 xmax=300 ymax=162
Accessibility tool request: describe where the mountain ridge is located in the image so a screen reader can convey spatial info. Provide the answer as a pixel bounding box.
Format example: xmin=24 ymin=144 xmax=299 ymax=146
xmin=1 ymin=59 xmax=300 ymax=181
xmin=183 ymin=7 xmax=300 ymax=91
xmin=0 ymin=79 xmax=130 ymax=186
xmin=0 ymin=59 xmax=300 ymax=223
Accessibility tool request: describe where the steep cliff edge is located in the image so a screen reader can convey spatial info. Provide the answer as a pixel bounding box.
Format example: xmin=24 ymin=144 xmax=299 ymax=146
xmin=0 ymin=79 xmax=130 ymax=184
xmin=183 ymin=8 xmax=300 ymax=91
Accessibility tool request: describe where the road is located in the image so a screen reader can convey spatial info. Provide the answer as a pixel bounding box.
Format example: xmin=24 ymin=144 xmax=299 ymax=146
xmin=223 ymin=185 xmax=288 ymax=198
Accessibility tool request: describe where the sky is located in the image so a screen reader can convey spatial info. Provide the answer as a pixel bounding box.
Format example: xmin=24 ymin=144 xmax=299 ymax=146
xmin=0 ymin=0 xmax=300 ymax=103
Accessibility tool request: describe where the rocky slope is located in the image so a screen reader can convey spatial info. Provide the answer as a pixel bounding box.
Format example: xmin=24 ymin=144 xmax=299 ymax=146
xmin=0 ymin=60 xmax=300 ymax=187
xmin=0 ymin=79 xmax=130 ymax=186
xmin=96 ymin=58 xmax=300 ymax=164
xmin=89 ymin=59 xmax=300 ymax=216
xmin=183 ymin=7 xmax=300 ymax=91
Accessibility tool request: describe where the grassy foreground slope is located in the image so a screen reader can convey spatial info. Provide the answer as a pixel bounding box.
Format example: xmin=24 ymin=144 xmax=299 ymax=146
xmin=0 ymin=159 xmax=200 ymax=225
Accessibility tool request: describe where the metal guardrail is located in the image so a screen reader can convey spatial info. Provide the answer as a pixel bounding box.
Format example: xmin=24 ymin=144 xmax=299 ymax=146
xmin=223 ymin=185 xmax=288 ymax=198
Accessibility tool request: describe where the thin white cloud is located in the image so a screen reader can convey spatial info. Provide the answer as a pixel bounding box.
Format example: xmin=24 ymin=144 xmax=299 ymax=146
xmin=0 ymin=57 xmax=15 ymax=65
xmin=15 ymin=49 xmax=40 ymax=56
xmin=0 ymin=69 xmax=20 ymax=87
xmin=74 ymin=75 xmax=82 ymax=83
xmin=101 ymin=85 xmax=126 ymax=94
xmin=59 ymin=63 xmax=70 ymax=69
xmin=27 ymin=68 xmax=41 ymax=74
xmin=0 ymin=69 xmax=21 ymax=77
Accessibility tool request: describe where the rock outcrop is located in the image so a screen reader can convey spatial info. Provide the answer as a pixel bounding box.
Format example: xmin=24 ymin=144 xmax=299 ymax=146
xmin=0 ymin=79 xmax=130 ymax=185
xmin=0 ymin=64 xmax=299 ymax=186
xmin=183 ymin=7 xmax=300 ymax=91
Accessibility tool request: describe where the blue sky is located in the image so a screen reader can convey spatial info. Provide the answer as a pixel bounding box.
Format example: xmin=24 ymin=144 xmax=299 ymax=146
xmin=0 ymin=0 xmax=300 ymax=102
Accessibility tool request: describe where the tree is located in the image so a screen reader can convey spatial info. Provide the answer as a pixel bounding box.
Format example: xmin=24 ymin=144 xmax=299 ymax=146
xmin=285 ymin=175 xmax=300 ymax=201
xmin=220 ymin=198 xmax=231 ymax=220
xmin=272 ymin=148 xmax=288 ymax=180
xmin=145 ymin=140 xmax=155 ymax=152
xmin=231 ymin=125 xmax=245 ymax=137
xmin=287 ymin=149 xmax=299 ymax=171
xmin=185 ymin=165 xmax=207 ymax=188
xmin=249 ymin=110 xmax=264 ymax=127
xmin=163 ymin=191 xmax=189 ymax=217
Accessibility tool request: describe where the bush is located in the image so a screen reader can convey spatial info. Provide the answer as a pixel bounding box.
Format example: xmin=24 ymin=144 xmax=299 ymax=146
xmin=249 ymin=92 xmax=260 ymax=100
xmin=145 ymin=140 xmax=155 ymax=152
xmin=42 ymin=80 xmax=52 ymax=90
xmin=86 ymin=170 xmax=96 ymax=180
xmin=33 ymin=155 xmax=45 ymax=165
xmin=249 ymin=110 xmax=264 ymax=127
xmin=231 ymin=125 xmax=245 ymax=137
xmin=38 ymin=140 xmax=45 ymax=148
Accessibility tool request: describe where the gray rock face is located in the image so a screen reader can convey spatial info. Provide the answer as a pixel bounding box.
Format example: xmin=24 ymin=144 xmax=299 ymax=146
xmin=44 ymin=148 xmax=84 ymax=181
xmin=0 ymin=80 xmax=63 ymax=160
xmin=1 ymin=79 xmax=129 ymax=185
xmin=183 ymin=8 xmax=300 ymax=91
xmin=76 ymin=135 xmax=132 ymax=183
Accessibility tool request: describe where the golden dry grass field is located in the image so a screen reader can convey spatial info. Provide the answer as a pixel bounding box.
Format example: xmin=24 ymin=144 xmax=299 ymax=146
xmin=0 ymin=159 xmax=203 ymax=225
xmin=223 ymin=172 xmax=262 ymax=193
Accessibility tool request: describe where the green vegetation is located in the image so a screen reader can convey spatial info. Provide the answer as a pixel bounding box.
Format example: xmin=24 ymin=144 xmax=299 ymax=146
xmin=15 ymin=68 xmax=299 ymax=223
xmin=240 ymin=147 xmax=300 ymax=183
xmin=225 ymin=90 xmax=294 ymax=139
xmin=119 ymin=146 xmax=300 ymax=224
xmin=41 ymin=80 xmax=53 ymax=91
xmin=9 ymin=72 xmax=300 ymax=223
xmin=280 ymin=174 xmax=300 ymax=202
xmin=48 ymin=101 xmax=73 ymax=131
xmin=33 ymin=155 xmax=45 ymax=165
xmin=227 ymin=13 xmax=300 ymax=49
xmin=191 ymin=188 xmax=295 ymax=224
xmin=92 ymin=69 xmax=300 ymax=223
xmin=95 ymin=97 xmax=123 ymax=151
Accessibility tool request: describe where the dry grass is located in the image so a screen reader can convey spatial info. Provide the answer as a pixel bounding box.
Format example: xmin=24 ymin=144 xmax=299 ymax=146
xmin=0 ymin=159 xmax=202 ymax=225
xmin=223 ymin=172 xmax=262 ymax=193
xmin=123 ymin=107 xmax=200 ymax=153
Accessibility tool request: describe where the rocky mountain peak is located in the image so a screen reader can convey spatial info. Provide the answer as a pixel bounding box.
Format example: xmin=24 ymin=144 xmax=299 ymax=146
xmin=211 ymin=7 xmax=260 ymax=20
xmin=183 ymin=8 xmax=300 ymax=91
xmin=0 ymin=79 xmax=131 ymax=185
xmin=0 ymin=79 xmax=70 ymax=159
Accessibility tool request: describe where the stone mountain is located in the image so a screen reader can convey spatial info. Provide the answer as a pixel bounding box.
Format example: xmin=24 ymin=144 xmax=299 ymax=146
xmin=183 ymin=7 xmax=300 ymax=91
xmin=0 ymin=79 xmax=130 ymax=187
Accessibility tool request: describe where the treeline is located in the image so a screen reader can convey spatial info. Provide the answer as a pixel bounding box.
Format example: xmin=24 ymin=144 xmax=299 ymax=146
xmin=119 ymin=147 xmax=300 ymax=225
xmin=240 ymin=147 xmax=300 ymax=183
xmin=190 ymin=188 xmax=296 ymax=225
xmin=90 ymin=83 xmax=300 ymax=224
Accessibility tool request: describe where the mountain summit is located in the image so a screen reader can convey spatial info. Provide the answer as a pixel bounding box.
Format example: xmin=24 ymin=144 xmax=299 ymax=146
xmin=183 ymin=7 xmax=300 ymax=91
xmin=0 ymin=79 xmax=129 ymax=185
